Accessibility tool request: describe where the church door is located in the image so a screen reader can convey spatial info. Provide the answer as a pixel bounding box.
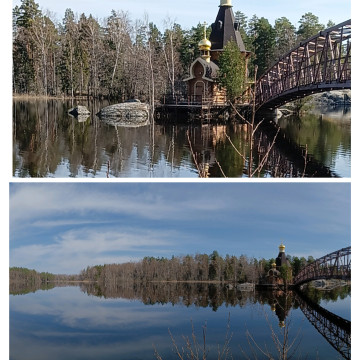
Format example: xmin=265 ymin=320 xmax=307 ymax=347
xmin=194 ymin=81 xmax=205 ymax=103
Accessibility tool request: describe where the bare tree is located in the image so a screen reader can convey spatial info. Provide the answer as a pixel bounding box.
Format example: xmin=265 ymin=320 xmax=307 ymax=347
xmin=29 ymin=10 xmax=58 ymax=95
xmin=106 ymin=10 xmax=132 ymax=94
xmin=79 ymin=14 xmax=103 ymax=98
xmin=225 ymin=66 xmax=280 ymax=177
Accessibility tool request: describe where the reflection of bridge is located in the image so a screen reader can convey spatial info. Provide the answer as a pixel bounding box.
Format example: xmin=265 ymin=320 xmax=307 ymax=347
xmin=293 ymin=246 xmax=351 ymax=286
xmin=292 ymin=246 xmax=351 ymax=358
xmin=255 ymin=20 xmax=351 ymax=110
xmin=296 ymin=291 xmax=351 ymax=359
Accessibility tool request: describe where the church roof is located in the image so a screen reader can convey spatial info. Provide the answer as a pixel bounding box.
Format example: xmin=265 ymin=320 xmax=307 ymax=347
xmin=183 ymin=57 xmax=219 ymax=82
xmin=209 ymin=5 xmax=247 ymax=52
xmin=276 ymin=252 xmax=291 ymax=268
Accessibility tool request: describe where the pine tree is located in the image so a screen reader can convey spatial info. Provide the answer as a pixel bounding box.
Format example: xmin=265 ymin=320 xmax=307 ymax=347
xmin=218 ymin=40 xmax=247 ymax=101
xmin=297 ymin=12 xmax=324 ymax=41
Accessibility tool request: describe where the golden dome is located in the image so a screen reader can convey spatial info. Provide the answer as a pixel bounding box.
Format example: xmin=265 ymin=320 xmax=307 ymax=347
xmin=279 ymin=243 xmax=285 ymax=252
xmin=198 ymin=21 xmax=211 ymax=62
xmin=198 ymin=38 xmax=211 ymax=50
xmin=220 ymin=0 xmax=232 ymax=6
xmin=198 ymin=21 xmax=211 ymax=50
xmin=272 ymin=262 xmax=277 ymax=268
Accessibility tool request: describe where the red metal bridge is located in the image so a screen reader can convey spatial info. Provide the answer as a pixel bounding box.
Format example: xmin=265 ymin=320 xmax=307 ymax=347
xmin=293 ymin=246 xmax=351 ymax=287
xmin=255 ymin=20 xmax=351 ymax=110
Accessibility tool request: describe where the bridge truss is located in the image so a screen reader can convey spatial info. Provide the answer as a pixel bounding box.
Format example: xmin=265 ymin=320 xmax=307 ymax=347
xmin=255 ymin=20 xmax=351 ymax=110
xmin=294 ymin=246 xmax=351 ymax=286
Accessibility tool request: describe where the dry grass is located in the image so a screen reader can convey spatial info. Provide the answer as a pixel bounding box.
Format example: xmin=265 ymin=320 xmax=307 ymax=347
xmin=154 ymin=308 xmax=304 ymax=360
xmin=154 ymin=314 xmax=233 ymax=360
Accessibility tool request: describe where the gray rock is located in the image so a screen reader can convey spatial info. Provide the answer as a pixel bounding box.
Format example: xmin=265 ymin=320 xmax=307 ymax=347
xmin=236 ymin=283 xmax=255 ymax=291
xmin=75 ymin=114 xmax=90 ymax=123
xmin=68 ymin=105 xmax=91 ymax=117
xmin=305 ymin=90 xmax=351 ymax=111
xmin=97 ymin=101 xmax=150 ymax=127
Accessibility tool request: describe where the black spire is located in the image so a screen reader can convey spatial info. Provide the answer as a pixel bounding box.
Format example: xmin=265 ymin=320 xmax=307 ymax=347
xmin=209 ymin=5 xmax=247 ymax=52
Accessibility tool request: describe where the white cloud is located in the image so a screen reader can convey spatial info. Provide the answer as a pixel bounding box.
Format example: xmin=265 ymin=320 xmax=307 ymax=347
xmin=32 ymin=219 xmax=113 ymax=227
xmin=10 ymin=226 xmax=177 ymax=273
xmin=10 ymin=183 xmax=232 ymax=240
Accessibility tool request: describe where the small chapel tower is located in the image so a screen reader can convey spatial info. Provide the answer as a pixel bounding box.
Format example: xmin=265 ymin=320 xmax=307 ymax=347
xmin=183 ymin=28 xmax=224 ymax=103
xmin=198 ymin=22 xmax=212 ymax=63
xmin=183 ymin=0 xmax=250 ymax=105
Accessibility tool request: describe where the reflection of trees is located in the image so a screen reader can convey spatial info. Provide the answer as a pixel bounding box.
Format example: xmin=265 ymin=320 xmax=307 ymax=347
xmin=301 ymin=282 xmax=351 ymax=306
xmin=13 ymin=100 xmax=348 ymax=177
xmin=277 ymin=112 xmax=351 ymax=173
xmin=78 ymin=282 xmax=350 ymax=320
xmin=10 ymin=282 xmax=55 ymax=295
xmin=13 ymin=99 xmax=65 ymax=176
xmin=79 ymin=282 xmax=257 ymax=311
xmin=185 ymin=121 xmax=334 ymax=178
xmin=13 ymin=99 xmax=153 ymax=177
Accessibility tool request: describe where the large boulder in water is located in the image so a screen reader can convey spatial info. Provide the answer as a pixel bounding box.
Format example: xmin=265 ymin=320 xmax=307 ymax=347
xmin=97 ymin=100 xmax=150 ymax=127
xmin=68 ymin=105 xmax=91 ymax=117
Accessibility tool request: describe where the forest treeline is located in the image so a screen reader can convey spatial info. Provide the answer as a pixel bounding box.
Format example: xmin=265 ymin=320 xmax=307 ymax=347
xmin=13 ymin=0 xmax=334 ymax=100
xmin=78 ymin=251 xmax=315 ymax=287
xmin=10 ymin=266 xmax=56 ymax=284
xmin=9 ymin=266 xmax=78 ymax=293
xmin=9 ymin=265 xmax=349 ymax=310
xmin=9 ymin=267 xmax=56 ymax=295
xmin=10 ymin=252 xmax=315 ymax=289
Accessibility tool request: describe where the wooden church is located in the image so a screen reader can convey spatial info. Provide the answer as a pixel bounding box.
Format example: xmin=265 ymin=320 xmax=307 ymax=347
xmin=183 ymin=0 xmax=251 ymax=105
xmin=266 ymin=243 xmax=292 ymax=287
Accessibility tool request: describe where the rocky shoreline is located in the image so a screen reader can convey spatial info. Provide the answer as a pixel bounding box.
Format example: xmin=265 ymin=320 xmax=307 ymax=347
xmin=276 ymin=90 xmax=351 ymax=118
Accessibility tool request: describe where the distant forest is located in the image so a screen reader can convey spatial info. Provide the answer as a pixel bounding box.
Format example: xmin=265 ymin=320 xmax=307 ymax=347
xmin=13 ymin=0 xmax=335 ymax=100
xmin=10 ymin=251 xmax=316 ymax=289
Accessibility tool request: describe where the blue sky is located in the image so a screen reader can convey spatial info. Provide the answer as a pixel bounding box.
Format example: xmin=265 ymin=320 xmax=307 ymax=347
xmin=9 ymin=182 xmax=350 ymax=274
xmin=11 ymin=0 xmax=351 ymax=29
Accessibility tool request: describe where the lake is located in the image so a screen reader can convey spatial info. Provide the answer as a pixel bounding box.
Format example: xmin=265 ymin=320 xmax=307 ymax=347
xmin=12 ymin=99 xmax=350 ymax=178
xmin=9 ymin=283 xmax=351 ymax=359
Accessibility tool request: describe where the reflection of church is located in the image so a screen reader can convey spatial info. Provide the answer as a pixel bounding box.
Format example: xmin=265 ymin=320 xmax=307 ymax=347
xmin=269 ymin=290 xmax=294 ymax=328
xmin=183 ymin=0 xmax=250 ymax=104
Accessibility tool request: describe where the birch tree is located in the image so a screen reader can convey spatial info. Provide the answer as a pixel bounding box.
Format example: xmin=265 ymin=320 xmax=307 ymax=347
xmin=79 ymin=14 xmax=102 ymax=97
xmin=106 ymin=10 xmax=132 ymax=95
xmin=29 ymin=11 xmax=58 ymax=95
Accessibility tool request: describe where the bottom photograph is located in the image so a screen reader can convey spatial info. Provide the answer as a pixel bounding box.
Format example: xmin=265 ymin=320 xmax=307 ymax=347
xmin=9 ymin=182 xmax=351 ymax=360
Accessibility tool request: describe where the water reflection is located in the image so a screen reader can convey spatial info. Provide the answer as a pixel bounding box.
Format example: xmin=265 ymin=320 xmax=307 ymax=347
xmin=276 ymin=107 xmax=351 ymax=177
xmin=10 ymin=282 xmax=350 ymax=360
xmin=13 ymin=99 xmax=350 ymax=177
xmin=77 ymin=282 xmax=352 ymax=359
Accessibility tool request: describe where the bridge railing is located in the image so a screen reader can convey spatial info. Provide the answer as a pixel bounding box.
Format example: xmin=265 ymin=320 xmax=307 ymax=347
xmin=294 ymin=246 xmax=351 ymax=286
xmin=255 ymin=20 xmax=351 ymax=109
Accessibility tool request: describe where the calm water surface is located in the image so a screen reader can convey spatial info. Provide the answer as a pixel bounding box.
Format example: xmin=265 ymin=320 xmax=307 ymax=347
xmin=10 ymin=284 xmax=350 ymax=360
xmin=13 ymin=99 xmax=350 ymax=178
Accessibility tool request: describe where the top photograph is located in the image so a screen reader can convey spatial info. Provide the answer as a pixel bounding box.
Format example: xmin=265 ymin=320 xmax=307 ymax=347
xmin=12 ymin=0 xmax=351 ymax=178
